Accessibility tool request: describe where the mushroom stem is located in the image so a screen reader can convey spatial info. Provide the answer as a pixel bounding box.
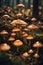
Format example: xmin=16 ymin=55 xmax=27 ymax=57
xmin=32 ymin=30 xmax=34 ymax=36
xmin=29 ymin=40 xmax=31 ymax=47
xmin=17 ymin=47 xmax=19 ymax=53
xmin=31 ymin=58 xmax=33 ymax=65
xmin=3 ymin=35 xmax=5 ymax=40
xmin=34 ymin=58 xmax=37 ymax=65
xmin=37 ymin=48 xmax=39 ymax=53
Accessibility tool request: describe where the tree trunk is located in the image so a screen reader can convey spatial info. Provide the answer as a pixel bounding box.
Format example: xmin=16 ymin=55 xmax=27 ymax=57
xmin=33 ymin=0 xmax=39 ymax=18
xmin=0 ymin=0 xmax=2 ymax=7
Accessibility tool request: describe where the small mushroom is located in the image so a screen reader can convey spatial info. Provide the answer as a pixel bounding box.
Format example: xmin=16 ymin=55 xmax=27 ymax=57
xmin=28 ymin=49 xmax=34 ymax=54
xmin=17 ymin=4 xmax=24 ymax=8
xmin=23 ymin=33 xmax=28 ymax=37
xmin=16 ymin=13 xmax=22 ymax=17
xmin=33 ymin=53 xmax=40 ymax=58
xmin=22 ymin=52 xmax=30 ymax=58
xmin=8 ymin=37 xmax=15 ymax=42
xmin=26 ymin=35 xmax=34 ymax=46
xmin=12 ymin=28 xmax=20 ymax=32
xmin=31 ymin=18 xmax=37 ymax=22
xmin=26 ymin=35 xmax=34 ymax=40
xmin=11 ymin=33 xmax=16 ymax=37
xmin=2 ymin=14 xmax=10 ymax=19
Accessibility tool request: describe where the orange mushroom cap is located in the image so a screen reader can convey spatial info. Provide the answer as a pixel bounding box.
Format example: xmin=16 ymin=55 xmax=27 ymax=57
xmin=17 ymin=4 xmax=24 ymax=8
xmin=31 ymin=18 xmax=37 ymax=21
xmin=13 ymin=40 xmax=23 ymax=47
xmin=27 ymin=24 xmax=39 ymax=30
xmin=26 ymin=35 xmax=34 ymax=40
xmin=0 ymin=43 xmax=10 ymax=51
xmin=22 ymin=52 xmax=30 ymax=58
xmin=33 ymin=53 xmax=40 ymax=58
xmin=11 ymin=19 xmax=27 ymax=25
xmin=11 ymin=33 xmax=16 ymax=36
xmin=8 ymin=37 xmax=15 ymax=41
xmin=28 ymin=49 xmax=34 ymax=54
xmin=23 ymin=33 xmax=28 ymax=37
xmin=0 ymin=30 xmax=8 ymax=35
xmin=12 ymin=28 xmax=20 ymax=32
xmin=2 ymin=14 xmax=10 ymax=18
xmin=33 ymin=41 xmax=43 ymax=48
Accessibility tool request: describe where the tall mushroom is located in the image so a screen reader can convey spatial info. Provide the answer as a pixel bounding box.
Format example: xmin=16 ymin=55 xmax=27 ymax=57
xmin=16 ymin=4 xmax=24 ymax=13
xmin=33 ymin=53 xmax=40 ymax=64
xmin=2 ymin=14 xmax=11 ymax=23
xmin=12 ymin=27 xmax=21 ymax=38
xmin=13 ymin=40 xmax=23 ymax=52
xmin=33 ymin=41 xmax=43 ymax=53
xmin=31 ymin=18 xmax=37 ymax=24
xmin=22 ymin=52 xmax=30 ymax=62
xmin=22 ymin=33 xmax=28 ymax=45
xmin=27 ymin=24 xmax=39 ymax=36
xmin=33 ymin=53 xmax=40 ymax=58
xmin=26 ymin=35 xmax=34 ymax=46
xmin=0 ymin=30 xmax=8 ymax=40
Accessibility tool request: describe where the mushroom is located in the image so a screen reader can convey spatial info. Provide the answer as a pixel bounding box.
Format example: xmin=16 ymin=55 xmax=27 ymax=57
xmin=0 ymin=30 xmax=8 ymax=40
xmin=0 ymin=43 xmax=10 ymax=51
xmin=17 ymin=4 xmax=24 ymax=12
xmin=26 ymin=35 xmax=34 ymax=46
xmin=23 ymin=28 xmax=29 ymax=32
xmin=17 ymin=4 xmax=24 ymax=8
xmin=27 ymin=24 xmax=38 ymax=30
xmin=13 ymin=40 xmax=23 ymax=52
xmin=8 ymin=37 xmax=15 ymax=42
xmin=10 ymin=19 xmax=27 ymax=26
xmin=28 ymin=49 xmax=34 ymax=54
xmin=33 ymin=53 xmax=40 ymax=64
xmin=38 ymin=6 xmax=42 ymax=10
xmin=22 ymin=33 xmax=28 ymax=45
xmin=0 ymin=30 xmax=8 ymax=35
xmin=33 ymin=53 xmax=40 ymax=58
xmin=26 ymin=35 xmax=34 ymax=40
xmin=33 ymin=41 xmax=43 ymax=48
xmin=31 ymin=18 xmax=37 ymax=22
xmin=27 ymin=24 xmax=39 ymax=36
xmin=12 ymin=27 xmax=21 ymax=38
xmin=2 ymin=14 xmax=10 ymax=19
xmin=11 ymin=33 xmax=16 ymax=37
xmin=16 ymin=13 xmax=22 ymax=17
xmin=22 ymin=52 xmax=30 ymax=58
xmin=13 ymin=40 xmax=23 ymax=47
xmin=31 ymin=18 xmax=37 ymax=24
xmin=33 ymin=41 xmax=43 ymax=53
xmin=22 ymin=33 xmax=28 ymax=37
xmin=25 ymin=9 xmax=31 ymax=16
xmin=2 ymin=14 xmax=11 ymax=21
xmin=12 ymin=27 xmax=20 ymax=32
xmin=21 ymin=31 xmax=26 ymax=35
xmin=38 ymin=21 xmax=43 ymax=25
